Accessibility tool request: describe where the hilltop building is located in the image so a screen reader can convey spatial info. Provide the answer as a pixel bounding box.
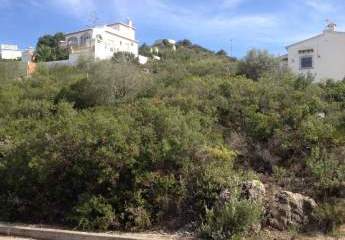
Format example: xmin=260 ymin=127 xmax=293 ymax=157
xmin=285 ymin=22 xmax=345 ymax=81
xmin=154 ymin=39 xmax=176 ymax=46
xmin=0 ymin=44 xmax=22 ymax=60
xmin=61 ymin=19 xmax=139 ymax=63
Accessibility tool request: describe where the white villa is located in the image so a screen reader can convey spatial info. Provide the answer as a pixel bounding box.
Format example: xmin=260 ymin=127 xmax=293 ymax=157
xmin=62 ymin=19 xmax=139 ymax=63
xmin=285 ymin=22 xmax=345 ymax=82
xmin=0 ymin=44 xmax=22 ymax=60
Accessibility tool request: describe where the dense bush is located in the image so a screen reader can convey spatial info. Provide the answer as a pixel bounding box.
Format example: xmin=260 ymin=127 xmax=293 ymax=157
xmin=0 ymin=40 xmax=345 ymax=237
xmin=200 ymin=199 xmax=262 ymax=240
xmin=70 ymin=195 xmax=116 ymax=231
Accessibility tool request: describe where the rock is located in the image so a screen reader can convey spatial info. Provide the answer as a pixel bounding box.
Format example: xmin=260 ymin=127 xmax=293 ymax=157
xmin=219 ymin=189 xmax=231 ymax=204
xmin=267 ymin=191 xmax=317 ymax=230
xmin=242 ymin=180 xmax=266 ymax=203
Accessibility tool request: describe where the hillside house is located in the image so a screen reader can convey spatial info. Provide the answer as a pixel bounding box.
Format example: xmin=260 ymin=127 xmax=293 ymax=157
xmin=0 ymin=44 xmax=22 ymax=60
xmin=286 ymin=22 xmax=345 ymax=82
xmin=62 ymin=19 xmax=139 ymax=63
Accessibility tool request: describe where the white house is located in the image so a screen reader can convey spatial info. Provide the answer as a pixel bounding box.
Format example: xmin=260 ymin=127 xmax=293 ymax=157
xmin=0 ymin=44 xmax=22 ymax=60
xmin=62 ymin=19 xmax=139 ymax=63
xmin=286 ymin=22 xmax=345 ymax=82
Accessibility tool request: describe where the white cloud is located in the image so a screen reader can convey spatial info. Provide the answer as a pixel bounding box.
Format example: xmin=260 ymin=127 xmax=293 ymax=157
xmin=50 ymin=0 xmax=97 ymax=19
xmin=112 ymin=0 xmax=276 ymax=31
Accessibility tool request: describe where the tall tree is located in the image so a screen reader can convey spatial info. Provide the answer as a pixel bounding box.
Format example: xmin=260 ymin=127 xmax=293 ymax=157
xmin=35 ymin=33 xmax=69 ymax=62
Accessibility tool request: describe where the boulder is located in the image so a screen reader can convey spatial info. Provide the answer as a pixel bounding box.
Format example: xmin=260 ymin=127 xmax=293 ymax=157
xmin=241 ymin=180 xmax=266 ymax=203
xmin=267 ymin=191 xmax=317 ymax=230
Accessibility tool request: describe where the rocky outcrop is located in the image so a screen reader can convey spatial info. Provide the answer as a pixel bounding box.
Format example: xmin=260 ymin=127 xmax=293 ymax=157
xmin=267 ymin=191 xmax=317 ymax=230
xmin=241 ymin=180 xmax=266 ymax=203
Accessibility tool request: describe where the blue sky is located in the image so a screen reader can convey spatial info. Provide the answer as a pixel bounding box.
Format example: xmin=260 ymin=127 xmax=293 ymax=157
xmin=1 ymin=0 xmax=345 ymax=57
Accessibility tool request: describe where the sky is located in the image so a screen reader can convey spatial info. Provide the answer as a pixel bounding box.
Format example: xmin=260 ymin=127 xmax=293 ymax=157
xmin=1 ymin=0 xmax=345 ymax=57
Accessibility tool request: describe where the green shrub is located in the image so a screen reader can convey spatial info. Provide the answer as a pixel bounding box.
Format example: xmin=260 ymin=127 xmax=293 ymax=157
xmin=272 ymin=166 xmax=290 ymax=186
xmin=180 ymin=146 xmax=239 ymax=224
xmin=199 ymin=198 xmax=262 ymax=240
xmin=123 ymin=206 xmax=152 ymax=231
xmin=313 ymin=200 xmax=345 ymax=233
xmin=112 ymin=52 xmax=137 ymax=64
xmin=70 ymin=195 xmax=116 ymax=231
xmin=306 ymin=146 xmax=345 ymax=197
xmin=56 ymin=61 xmax=151 ymax=107
xmin=1 ymin=39 xmax=345 ymax=233
xmin=0 ymin=61 xmax=26 ymax=82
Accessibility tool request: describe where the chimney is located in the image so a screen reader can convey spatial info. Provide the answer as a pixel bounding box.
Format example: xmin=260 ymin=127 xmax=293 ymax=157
xmin=127 ymin=18 xmax=133 ymax=27
xmin=325 ymin=22 xmax=336 ymax=32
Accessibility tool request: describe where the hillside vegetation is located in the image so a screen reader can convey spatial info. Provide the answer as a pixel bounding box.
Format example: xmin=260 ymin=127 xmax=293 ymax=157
xmin=0 ymin=41 xmax=344 ymax=239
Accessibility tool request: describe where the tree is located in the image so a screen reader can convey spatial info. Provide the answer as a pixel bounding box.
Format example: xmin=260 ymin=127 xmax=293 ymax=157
xmin=177 ymin=39 xmax=193 ymax=48
xmin=216 ymin=49 xmax=227 ymax=56
xmin=35 ymin=33 xmax=69 ymax=62
xmin=139 ymin=43 xmax=152 ymax=57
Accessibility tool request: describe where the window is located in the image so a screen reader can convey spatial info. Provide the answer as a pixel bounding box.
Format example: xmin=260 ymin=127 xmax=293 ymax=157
xmin=80 ymin=33 xmax=91 ymax=46
xmin=298 ymin=49 xmax=314 ymax=54
xmin=96 ymin=34 xmax=103 ymax=43
xmin=300 ymin=56 xmax=313 ymax=69
xmin=67 ymin=37 xmax=78 ymax=46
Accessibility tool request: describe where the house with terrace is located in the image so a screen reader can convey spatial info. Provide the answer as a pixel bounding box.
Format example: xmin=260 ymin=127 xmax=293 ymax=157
xmin=61 ymin=19 xmax=139 ymax=64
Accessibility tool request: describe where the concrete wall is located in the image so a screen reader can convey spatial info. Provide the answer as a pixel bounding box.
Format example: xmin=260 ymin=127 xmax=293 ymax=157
xmin=287 ymin=31 xmax=345 ymax=81
xmin=43 ymin=59 xmax=72 ymax=67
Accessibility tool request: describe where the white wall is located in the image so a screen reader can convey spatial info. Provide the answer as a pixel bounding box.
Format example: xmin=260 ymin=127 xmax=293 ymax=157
xmin=94 ymin=27 xmax=138 ymax=60
xmin=108 ymin=24 xmax=136 ymax=40
xmin=0 ymin=44 xmax=22 ymax=60
xmin=287 ymin=31 xmax=345 ymax=81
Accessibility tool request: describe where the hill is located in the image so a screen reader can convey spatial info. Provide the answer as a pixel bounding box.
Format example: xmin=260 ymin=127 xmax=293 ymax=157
xmin=0 ymin=42 xmax=344 ymax=240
